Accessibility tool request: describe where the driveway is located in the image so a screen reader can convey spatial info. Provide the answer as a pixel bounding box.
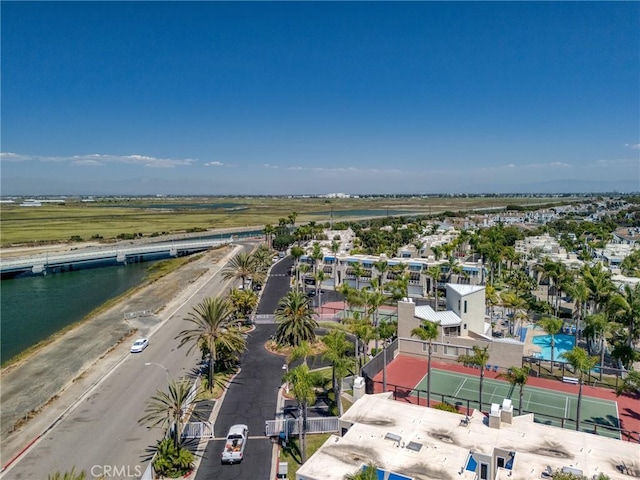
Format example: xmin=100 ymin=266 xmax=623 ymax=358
xmin=256 ymin=256 xmax=293 ymax=315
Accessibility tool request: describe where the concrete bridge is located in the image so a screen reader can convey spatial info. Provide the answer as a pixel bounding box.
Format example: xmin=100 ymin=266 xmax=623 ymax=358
xmin=0 ymin=238 xmax=231 ymax=278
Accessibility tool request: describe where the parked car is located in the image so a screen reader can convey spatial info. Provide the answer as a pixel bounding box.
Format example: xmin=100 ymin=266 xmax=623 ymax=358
xmin=130 ymin=338 xmax=149 ymax=353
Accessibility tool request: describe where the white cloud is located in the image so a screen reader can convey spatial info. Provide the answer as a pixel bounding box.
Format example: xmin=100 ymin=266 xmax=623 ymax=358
xmin=204 ymin=161 xmax=224 ymax=166
xmin=0 ymin=152 xmax=29 ymax=162
xmin=263 ymin=164 xmax=279 ymax=169
xmin=624 ymin=143 xmax=640 ymax=150
xmin=0 ymin=152 xmax=196 ymax=168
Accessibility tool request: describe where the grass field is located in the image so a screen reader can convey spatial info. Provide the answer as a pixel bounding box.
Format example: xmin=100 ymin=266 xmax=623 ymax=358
xmin=0 ymin=195 xmax=574 ymax=245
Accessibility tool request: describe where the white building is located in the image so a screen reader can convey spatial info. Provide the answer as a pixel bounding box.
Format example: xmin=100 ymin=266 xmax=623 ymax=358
xmin=296 ymin=393 xmax=640 ymax=480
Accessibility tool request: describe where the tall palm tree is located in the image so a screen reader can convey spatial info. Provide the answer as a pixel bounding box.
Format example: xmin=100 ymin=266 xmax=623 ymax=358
xmin=498 ymin=366 xmax=529 ymax=415
xmin=222 ymin=252 xmax=256 ymax=289
xmin=139 ymin=380 xmax=203 ymax=450
xmin=290 ymin=245 xmax=305 ymax=292
xmin=374 ymin=259 xmax=389 ymax=291
xmin=581 ymin=262 xmax=614 ymax=314
xmin=288 ymin=211 xmax=298 ymax=234
xmin=322 ymin=330 xmax=352 ymax=416
xmin=584 ymin=313 xmax=612 ymax=380
xmin=411 ymin=320 xmax=439 ymax=407
xmin=263 ymin=223 xmax=275 ymax=247
xmin=561 ymin=347 xmax=598 ymax=432
xmin=608 ymin=283 xmax=640 ymax=350
xmin=283 ymin=364 xmax=322 ymax=463
xmin=344 ymin=462 xmax=379 ymax=480
xmin=176 ymin=297 xmax=246 ymax=391
xmin=314 ymin=270 xmax=327 ymax=307
xmin=275 ymin=291 xmax=318 ymax=347
xmin=537 ymin=316 xmax=564 ymax=365
xmin=457 ymin=345 xmax=491 ymax=412
xmin=427 ymin=265 xmax=442 ymax=311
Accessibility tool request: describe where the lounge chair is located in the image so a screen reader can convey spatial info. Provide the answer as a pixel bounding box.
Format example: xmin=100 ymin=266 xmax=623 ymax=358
xmin=492 ymin=365 xmax=499 ymax=373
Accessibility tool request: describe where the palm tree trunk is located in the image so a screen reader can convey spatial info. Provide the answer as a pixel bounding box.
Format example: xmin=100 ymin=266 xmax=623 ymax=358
xmin=479 ymin=368 xmax=484 ymax=412
xmin=209 ymin=340 xmax=215 ymax=392
xmin=600 ymin=337 xmax=605 ymax=381
xmin=427 ymin=344 xmax=432 ymax=407
xmin=518 ymin=385 xmax=523 ymax=415
xmin=576 ymin=381 xmax=583 ymax=431
xmin=302 ymin=403 xmax=308 ymax=463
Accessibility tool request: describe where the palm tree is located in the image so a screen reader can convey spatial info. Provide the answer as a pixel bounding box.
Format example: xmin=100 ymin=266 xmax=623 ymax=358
xmin=498 ymin=366 xmax=529 ymax=415
xmin=374 ymin=259 xmax=389 ymax=290
xmin=427 ymin=265 xmax=442 ymax=311
xmin=616 ymin=370 xmax=640 ymax=397
xmin=48 ymin=469 xmax=87 ymax=480
xmin=139 ymin=379 xmax=203 ymax=450
xmin=583 ymin=313 xmax=613 ymax=380
xmin=176 ymin=297 xmax=246 ymax=391
xmin=608 ymin=283 xmax=640 ymax=351
xmin=322 ymin=330 xmax=352 ymax=416
xmin=228 ymin=287 xmax=258 ymax=321
xmin=290 ymin=245 xmax=305 ymax=292
xmin=263 ymin=223 xmax=275 ymax=247
xmin=222 ymin=252 xmax=256 ymax=289
xmin=275 ymin=291 xmax=318 ymax=347
xmin=283 ymin=363 xmax=322 ymax=463
xmin=537 ymin=316 xmax=564 ymax=365
xmin=314 ymin=270 xmax=327 ymax=307
xmin=410 ymin=320 xmax=439 ymax=407
xmin=561 ymin=347 xmax=598 ymax=432
xmin=344 ymin=462 xmax=379 ymax=480
xmin=457 ymin=345 xmax=491 ymax=412
xmin=581 ymin=262 xmax=614 ymax=314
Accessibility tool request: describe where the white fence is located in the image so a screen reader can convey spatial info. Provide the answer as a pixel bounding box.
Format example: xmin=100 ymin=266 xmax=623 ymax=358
xmin=265 ymin=416 xmax=340 ymax=437
xmin=182 ymin=421 xmax=214 ymax=439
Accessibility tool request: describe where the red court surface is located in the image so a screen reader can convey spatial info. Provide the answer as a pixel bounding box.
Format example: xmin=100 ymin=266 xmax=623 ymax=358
xmin=372 ymin=354 xmax=640 ymax=443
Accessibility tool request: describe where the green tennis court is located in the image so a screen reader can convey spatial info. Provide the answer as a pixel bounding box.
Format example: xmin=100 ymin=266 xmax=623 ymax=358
xmin=413 ymin=369 xmax=621 ymax=439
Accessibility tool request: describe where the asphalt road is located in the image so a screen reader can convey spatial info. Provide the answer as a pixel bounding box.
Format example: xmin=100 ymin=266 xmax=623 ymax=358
xmin=2 ymin=243 xmax=254 ymax=480
xmin=194 ymin=256 xmax=294 ymax=480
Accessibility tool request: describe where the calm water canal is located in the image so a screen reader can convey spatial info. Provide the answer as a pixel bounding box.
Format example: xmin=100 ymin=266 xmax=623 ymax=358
xmin=1 ymin=262 xmax=152 ymax=364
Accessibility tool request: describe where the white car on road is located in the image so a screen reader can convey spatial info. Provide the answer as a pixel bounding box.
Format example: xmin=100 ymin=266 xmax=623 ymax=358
xmin=130 ymin=338 xmax=149 ymax=353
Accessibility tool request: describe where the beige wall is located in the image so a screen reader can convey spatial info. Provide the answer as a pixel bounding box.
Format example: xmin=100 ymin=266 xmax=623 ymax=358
xmin=398 ymin=299 xmax=524 ymax=370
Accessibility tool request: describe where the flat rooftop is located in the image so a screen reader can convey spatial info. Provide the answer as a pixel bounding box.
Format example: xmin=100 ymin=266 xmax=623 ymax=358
xmin=296 ymin=393 xmax=640 ymax=480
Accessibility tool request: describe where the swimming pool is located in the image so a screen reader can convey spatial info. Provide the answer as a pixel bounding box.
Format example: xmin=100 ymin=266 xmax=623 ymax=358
xmin=532 ymin=334 xmax=575 ymax=361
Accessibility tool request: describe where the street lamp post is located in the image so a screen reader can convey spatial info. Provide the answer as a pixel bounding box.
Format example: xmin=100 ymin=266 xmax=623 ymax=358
xmin=145 ymin=362 xmax=170 ymax=384
xmin=282 ymin=364 xmax=289 ymax=394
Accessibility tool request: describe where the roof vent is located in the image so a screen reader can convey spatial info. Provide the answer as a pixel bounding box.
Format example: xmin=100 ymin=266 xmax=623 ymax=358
xmin=384 ymin=432 xmax=402 ymax=443
xmin=406 ymin=441 xmax=423 ymax=452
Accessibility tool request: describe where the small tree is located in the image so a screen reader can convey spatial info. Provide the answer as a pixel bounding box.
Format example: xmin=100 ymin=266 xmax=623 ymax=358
xmin=561 ymin=347 xmax=598 ymax=432
xmin=457 ymin=345 xmax=491 ymax=412
xmin=498 ymin=366 xmax=529 ymax=415
xmin=537 ymin=316 xmax=564 ymax=365
xmin=410 ymin=320 xmax=439 ymax=407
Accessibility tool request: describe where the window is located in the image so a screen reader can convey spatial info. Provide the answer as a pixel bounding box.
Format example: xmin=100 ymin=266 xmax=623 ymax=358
xmin=480 ymin=463 xmax=489 ymax=480
xmin=497 ymin=457 xmax=505 ymax=469
xmin=464 ymin=300 xmax=467 ymax=313
xmin=463 ymin=323 xmax=467 ymax=330
xmin=445 ymin=345 xmax=458 ymax=356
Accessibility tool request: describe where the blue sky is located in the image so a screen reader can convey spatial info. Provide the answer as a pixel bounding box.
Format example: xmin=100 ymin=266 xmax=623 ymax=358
xmin=1 ymin=1 xmax=639 ymax=195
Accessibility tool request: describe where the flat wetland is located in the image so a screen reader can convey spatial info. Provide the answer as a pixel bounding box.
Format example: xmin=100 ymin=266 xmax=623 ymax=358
xmin=0 ymin=195 xmax=571 ymax=246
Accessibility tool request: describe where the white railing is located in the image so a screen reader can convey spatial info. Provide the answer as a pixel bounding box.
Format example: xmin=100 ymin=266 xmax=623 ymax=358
xmin=182 ymin=421 xmax=214 ymax=439
xmin=265 ymin=416 xmax=339 ymax=437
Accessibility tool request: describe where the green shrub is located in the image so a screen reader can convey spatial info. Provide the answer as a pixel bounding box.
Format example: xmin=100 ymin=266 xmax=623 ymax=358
xmin=433 ymin=402 xmax=458 ymax=413
xmin=153 ymin=438 xmax=194 ymax=478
